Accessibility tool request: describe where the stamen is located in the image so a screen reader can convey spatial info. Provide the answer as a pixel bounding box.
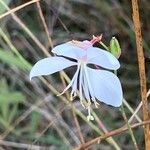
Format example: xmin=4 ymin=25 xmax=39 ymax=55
xmin=82 ymin=70 xmax=89 ymax=98
xmin=57 ymin=64 xmax=80 ymax=96
xmin=82 ymin=70 xmax=92 ymax=107
xmin=70 ymin=72 xmax=78 ymax=101
xmin=83 ymin=64 xmax=100 ymax=108
xmin=84 ymin=66 xmax=95 ymax=97
xmin=79 ymin=66 xmax=85 ymax=108
xmin=70 ymin=92 xmax=76 ymax=101
xmin=87 ymin=106 xmax=94 ymax=121
xmin=92 ymin=97 xmax=99 ymax=108
xmin=73 ymin=92 xmax=77 ymax=97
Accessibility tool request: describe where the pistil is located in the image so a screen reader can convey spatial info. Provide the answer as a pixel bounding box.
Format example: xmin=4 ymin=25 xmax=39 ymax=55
xmin=90 ymin=34 xmax=103 ymax=45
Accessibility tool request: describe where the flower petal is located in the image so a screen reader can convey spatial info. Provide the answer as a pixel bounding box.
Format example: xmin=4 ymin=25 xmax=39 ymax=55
xmin=30 ymin=57 xmax=77 ymax=80
xmin=86 ymin=67 xmax=123 ymax=107
xmin=52 ymin=43 xmax=86 ymax=60
xmin=86 ymin=47 xmax=120 ymax=70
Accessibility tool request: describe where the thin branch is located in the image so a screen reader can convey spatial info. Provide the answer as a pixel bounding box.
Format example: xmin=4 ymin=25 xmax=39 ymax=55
xmin=123 ymin=98 xmax=142 ymax=123
xmin=73 ymin=120 xmax=150 ymax=150
xmin=36 ymin=1 xmax=53 ymax=48
xmin=72 ymin=107 xmax=85 ymax=144
xmin=131 ymin=0 xmax=150 ymax=149
xmin=120 ymin=105 xmax=139 ymax=150
xmin=92 ymin=111 xmax=121 ymax=150
xmin=128 ymin=89 xmax=150 ymax=123
xmin=0 ymin=0 xmax=40 ymax=19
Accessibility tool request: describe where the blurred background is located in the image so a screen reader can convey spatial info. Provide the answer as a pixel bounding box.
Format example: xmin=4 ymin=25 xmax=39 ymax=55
xmin=0 ymin=0 xmax=150 ymax=149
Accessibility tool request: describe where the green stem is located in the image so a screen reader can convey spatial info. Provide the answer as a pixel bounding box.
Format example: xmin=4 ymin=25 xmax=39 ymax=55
xmin=123 ymin=98 xmax=142 ymax=123
xmin=99 ymin=41 xmax=109 ymax=51
xmin=120 ymin=105 xmax=139 ymax=150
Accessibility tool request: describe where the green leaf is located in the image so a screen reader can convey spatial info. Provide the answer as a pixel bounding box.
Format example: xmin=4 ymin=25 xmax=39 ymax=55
xmin=0 ymin=79 xmax=25 ymax=122
xmin=0 ymin=117 xmax=9 ymax=128
xmin=0 ymin=92 xmax=25 ymax=120
xmin=0 ymin=92 xmax=25 ymax=104
xmin=0 ymin=79 xmax=25 ymax=104
xmin=0 ymin=49 xmax=29 ymax=70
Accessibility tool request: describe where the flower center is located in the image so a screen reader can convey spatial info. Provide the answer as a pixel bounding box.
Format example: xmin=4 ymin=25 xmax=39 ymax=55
xmin=80 ymin=55 xmax=87 ymax=62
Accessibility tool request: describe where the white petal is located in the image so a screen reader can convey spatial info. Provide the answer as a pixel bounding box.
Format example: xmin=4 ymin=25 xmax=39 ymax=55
xmin=86 ymin=67 xmax=123 ymax=107
xmin=30 ymin=57 xmax=77 ymax=80
xmin=52 ymin=43 xmax=86 ymax=60
xmin=86 ymin=47 xmax=120 ymax=70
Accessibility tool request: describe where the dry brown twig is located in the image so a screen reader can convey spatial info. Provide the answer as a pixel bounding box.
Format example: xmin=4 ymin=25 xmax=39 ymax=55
xmin=72 ymin=107 xmax=85 ymax=144
xmin=131 ymin=0 xmax=150 ymax=149
xmin=36 ymin=1 xmax=53 ymax=48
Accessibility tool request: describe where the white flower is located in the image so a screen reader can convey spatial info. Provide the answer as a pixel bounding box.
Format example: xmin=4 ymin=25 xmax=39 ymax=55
xmin=30 ymin=36 xmax=123 ymax=120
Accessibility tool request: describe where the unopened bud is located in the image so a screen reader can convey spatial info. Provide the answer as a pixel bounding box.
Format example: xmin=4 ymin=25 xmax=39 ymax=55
xmin=110 ymin=37 xmax=121 ymax=58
